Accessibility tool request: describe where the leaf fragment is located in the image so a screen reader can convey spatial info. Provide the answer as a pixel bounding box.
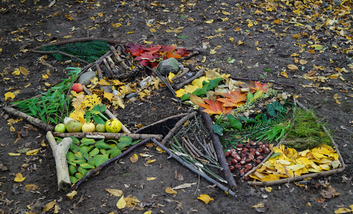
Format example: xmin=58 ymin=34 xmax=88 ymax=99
xmin=288 ymin=64 xmax=299 ymax=71
xmin=43 ymin=201 xmax=56 ymax=211
xmin=66 ymin=190 xmax=77 ymax=199
xmin=197 ymin=194 xmax=214 ymax=204
xmin=14 ymin=173 xmax=25 ymax=182
xmin=116 ymin=195 xmax=126 ymax=209
xmin=165 ymin=187 xmax=177 ymax=195
xmin=130 ymin=154 xmax=138 ymax=163
xmin=105 ymin=188 xmax=123 ymax=196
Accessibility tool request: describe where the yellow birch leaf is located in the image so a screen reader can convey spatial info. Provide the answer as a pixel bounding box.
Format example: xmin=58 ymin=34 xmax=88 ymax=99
xmin=306 ymin=202 xmax=311 ymax=207
xmin=201 ymin=56 xmax=206 ymax=63
xmin=105 ymin=188 xmax=123 ymax=196
xmin=24 ymin=83 xmax=31 ymax=88
xmin=251 ymin=203 xmax=264 ymax=208
xmin=144 ymin=211 xmax=152 ymax=214
xmin=238 ymin=40 xmax=244 ymax=45
xmin=112 ymin=23 xmax=122 ymax=28
xmin=14 ymin=173 xmax=25 ymax=182
xmin=168 ymin=72 xmax=176 ymax=83
xmin=150 ymin=28 xmax=156 ymax=33
xmin=204 ymin=19 xmax=214 ymax=24
xmin=229 ymin=37 xmax=234 ymax=42
xmin=12 ymin=68 xmax=20 ymax=76
xmin=5 ymin=92 xmax=15 ymax=101
xmin=66 ymin=190 xmax=77 ymax=199
xmin=288 ymin=64 xmax=299 ymax=71
xmin=26 ymin=149 xmax=39 ymax=156
xmin=99 ymin=79 xmax=110 ymax=86
xmin=104 ymin=92 xmax=114 ymax=102
xmin=127 ymin=31 xmax=134 ymax=34
xmin=210 ymin=49 xmax=216 ymax=54
xmin=147 ymin=159 xmax=156 ymax=164
xmin=42 ymin=74 xmax=49 ymax=79
xmin=156 ymin=146 xmax=166 ymax=153
xmin=54 ymin=205 xmax=59 ymax=213
xmin=43 ymin=201 xmax=56 ymax=211
xmin=116 ymin=195 xmax=126 ymax=209
xmin=63 ymin=35 xmax=72 ymax=39
xmin=188 ymin=17 xmax=194 ymax=22
xmin=197 ymin=194 xmax=214 ymax=204
xmin=130 ymin=154 xmax=138 ymax=163
xmin=334 ymin=208 xmax=352 ymax=214
xmin=25 ymin=184 xmax=39 ymax=192
xmin=265 ymin=187 xmax=272 ymax=192
xmin=165 ymin=187 xmax=177 ymax=194
xmin=147 ymin=177 xmax=157 ymax=181
xmin=291 ymin=53 xmax=299 ymax=57
xmin=299 ymin=59 xmax=308 ymax=65
xmin=281 ymin=70 xmax=288 ymax=78
xmin=8 ymin=153 xmax=20 ymax=156
xmin=175 ymin=89 xmax=186 ymax=98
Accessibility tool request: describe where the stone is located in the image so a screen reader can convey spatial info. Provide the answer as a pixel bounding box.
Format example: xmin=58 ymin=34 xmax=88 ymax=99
xmin=158 ymin=57 xmax=180 ymax=76
xmin=101 ymin=85 xmax=113 ymax=93
xmin=78 ymin=71 xmax=96 ymax=85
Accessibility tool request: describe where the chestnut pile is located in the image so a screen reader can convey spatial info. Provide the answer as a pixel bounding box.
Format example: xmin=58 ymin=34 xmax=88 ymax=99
xmin=225 ymin=141 xmax=271 ymax=180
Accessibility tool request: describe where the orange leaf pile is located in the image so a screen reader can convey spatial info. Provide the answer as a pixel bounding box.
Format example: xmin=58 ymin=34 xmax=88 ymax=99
xmin=250 ymin=81 xmax=269 ymax=93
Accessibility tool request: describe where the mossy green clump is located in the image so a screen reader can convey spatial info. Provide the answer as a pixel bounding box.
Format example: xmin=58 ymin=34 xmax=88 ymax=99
xmin=285 ymin=108 xmax=333 ymax=150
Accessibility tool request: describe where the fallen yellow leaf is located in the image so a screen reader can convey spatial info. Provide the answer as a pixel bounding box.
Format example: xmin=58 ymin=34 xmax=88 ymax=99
xmin=156 ymin=146 xmax=166 ymax=153
xmin=147 ymin=159 xmax=156 ymax=164
xmin=8 ymin=153 xmax=21 ymax=156
xmin=288 ymin=64 xmax=299 ymax=71
xmin=204 ymin=19 xmax=214 ymax=24
xmin=54 ymin=204 xmax=59 ymax=213
xmin=165 ymin=187 xmax=177 ymax=195
xmin=147 ymin=177 xmax=157 ymax=181
xmin=25 ymin=184 xmax=39 ymax=192
xmin=42 ymin=74 xmax=49 ymax=79
xmin=130 ymin=154 xmax=138 ymax=163
xmin=265 ymin=187 xmax=272 ymax=192
xmin=43 ymin=201 xmax=56 ymax=211
xmin=12 ymin=68 xmax=21 ymax=76
xmin=116 ymin=195 xmax=126 ymax=209
xmin=14 ymin=173 xmax=26 ymax=182
xmin=4 ymin=92 xmax=15 ymax=101
xmin=26 ymin=149 xmax=39 ymax=156
xmin=105 ymin=188 xmax=123 ymax=196
xmin=334 ymin=207 xmax=352 ymax=214
xmin=280 ymin=70 xmax=288 ymax=78
xmin=197 ymin=194 xmax=214 ymax=204
xmin=252 ymin=203 xmax=264 ymax=208
xmin=66 ymin=190 xmax=77 ymax=199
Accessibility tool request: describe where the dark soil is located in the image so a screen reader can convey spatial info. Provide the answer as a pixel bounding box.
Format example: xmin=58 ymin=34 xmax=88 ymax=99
xmin=1 ymin=0 xmax=353 ymax=213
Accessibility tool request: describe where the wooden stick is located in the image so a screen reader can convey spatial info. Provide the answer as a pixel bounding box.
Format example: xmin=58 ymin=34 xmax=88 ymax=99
xmin=82 ymin=85 xmax=131 ymax=133
xmin=114 ymin=65 xmax=144 ymax=80
xmin=111 ymin=46 xmax=129 ymax=71
xmin=248 ymin=167 xmax=345 ymax=186
xmin=151 ymin=138 xmax=236 ymax=197
xmin=30 ymin=50 xmax=90 ymax=64
xmin=3 ymin=106 xmax=54 ymax=131
xmin=106 ymin=55 xmax=119 ymax=74
xmin=95 ymin=64 xmax=104 ymax=80
xmin=229 ymin=76 xmax=297 ymax=89
xmin=46 ymin=131 xmax=72 ymax=192
xmin=134 ymin=113 xmax=188 ymax=134
xmin=199 ymin=107 xmax=237 ymax=188
xmin=171 ymin=68 xmax=189 ymax=82
xmin=33 ymin=37 xmax=121 ymax=50
xmin=161 ymin=111 xmax=197 ymax=145
xmin=174 ymin=68 xmax=205 ymax=90
xmin=69 ymin=138 xmax=151 ymax=192
xmin=52 ymin=132 xmax=162 ymax=141
xmin=178 ymin=51 xmax=200 ymax=61
xmin=103 ymin=58 xmax=115 ymax=77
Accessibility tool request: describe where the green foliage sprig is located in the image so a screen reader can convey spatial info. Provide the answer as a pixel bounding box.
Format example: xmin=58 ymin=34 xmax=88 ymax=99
xmin=11 ymin=67 xmax=81 ymax=124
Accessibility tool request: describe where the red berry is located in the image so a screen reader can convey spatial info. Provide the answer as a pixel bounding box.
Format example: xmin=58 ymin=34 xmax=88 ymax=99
xmin=72 ymin=83 xmax=83 ymax=92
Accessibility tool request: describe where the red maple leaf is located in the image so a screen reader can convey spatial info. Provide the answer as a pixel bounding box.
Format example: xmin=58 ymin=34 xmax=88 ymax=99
xmin=143 ymin=44 xmax=161 ymax=55
xmin=217 ymin=90 xmax=247 ymax=107
xmin=174 ymin=48 xmax=189 ymax=57
xmin=126 ymin=43 xmax=144 ymax=56
xmin=250 ymin=81 xmax=269 ymax=93
xmin=160 ymin=45 xmax=176 ymax=53
xmin=198 ymin=99 xmax=232 ymax=115
xmin=166 ymin=51 xmax=182 ymax=59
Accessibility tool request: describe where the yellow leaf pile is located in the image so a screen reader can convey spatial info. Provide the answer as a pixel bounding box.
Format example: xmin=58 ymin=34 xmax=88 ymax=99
xmin=250 ymin=144 xmax=340 ymax=182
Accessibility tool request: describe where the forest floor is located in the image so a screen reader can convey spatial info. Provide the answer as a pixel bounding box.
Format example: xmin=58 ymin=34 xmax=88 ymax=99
xmin=0 ymin=0 xmax=353 ymax=213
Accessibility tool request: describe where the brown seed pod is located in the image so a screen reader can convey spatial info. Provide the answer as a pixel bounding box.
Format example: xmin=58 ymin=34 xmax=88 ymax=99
xmin=225 ymin=150 xmax=232 ymax=157
xmin=258 ymin=142 xmax=263 ymax=146
xmin=235 ymin=163 xmax=242 ymax=169
xmin=244 ymin=168 xmax=250 ymax=174
xmin=229 ymin=165 xmax=235 ymax=171
xmin=235 ymin=155 xmax=241 ymax=161
xmin=239 ymin=170 xmax=245 ymax=177
xmin=257 ymin=148 xmax=263 ymax=153
xmin=243 ymin=148 xmax=249 ymax=152
xmin=245 ymin=158 xmax=251 ymax=163
xmin=227 ymin=161 xmax=232 ymax=166
xmin=263 ymin=147 xmax=270 ymax=154
xmin=245 ymin=144 xmax=251 ymax=149
xmin=250 ymin=148 xmax=256 ymax=153
xmin=231 ymin=159 xmax=238 ymax=164
xmin=257 ymin=155 xmax=264 ymax=160
xmin=231 ymin=152 xmax=238 ymax=158
xmin=250 ymin=141 xmax=257 ymax=146
xmin=240 ymin=160 xmax=246 ymax=165
xmin=244 ymin=176 xmax=250 ymax=180
xmin=255 ymin=151 xmax=261 ymax=156
xmin=236 ymin=147 xmax=243 ymax=152
xmin=265 ymin=143 xmax=269 ymax=148
xmin=256 ymin=159 xmax=262 ymax=164
xmin=248 ymin=154 xmax=254 ymax=160
xmin=245 ymin=163 xmax=253 ymax=169
xmin=237 ymin=144 xmax=243 ymax=148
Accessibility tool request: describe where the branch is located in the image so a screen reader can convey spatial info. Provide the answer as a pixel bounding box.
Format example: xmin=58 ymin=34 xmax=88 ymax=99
xmin=151 ymin=138 xmax=236 ymax=197
xmin=3 ymin=106 xmax=54 ymax=131
xmin=199 ymin=107 xmax=237 ymax=188
xmin=32 ymin=37 xmax=121 ymax=50
xmin=52 ymin=132 xmax=162 ymax=141
xmin=135 ymin=113 xmax=188 ymax=134
xmin=161 ymin=112 xmax=198 ymax=145
xmin=69 ymin=138 xmax=151 ymax=192
xmin=30 ymin=50 xmax=90 ymax=64
xmin=46 ymin=131 xmax=72 ymax=192
xmin=174 ymin=68 xmax=205 ymax=90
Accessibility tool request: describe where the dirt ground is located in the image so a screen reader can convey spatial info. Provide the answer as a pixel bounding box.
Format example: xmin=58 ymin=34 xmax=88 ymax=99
xmin=1 ymin=0 xmax=353 ymax=213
